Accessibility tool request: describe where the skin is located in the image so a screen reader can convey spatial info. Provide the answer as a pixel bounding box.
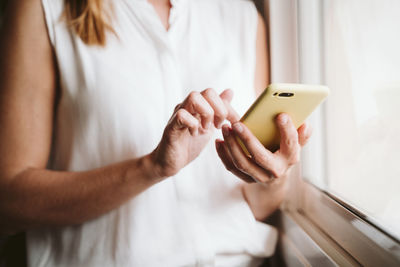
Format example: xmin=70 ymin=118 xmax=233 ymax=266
xmin=148 ymin=0 xmax=172 ymax=30
xmin=0 ymin=0 xmax=311 ymax=235
xmin=216 ymin=116 xmax=312 ymax=221
xmin=150 ymin=0 xmax=313 ymax=222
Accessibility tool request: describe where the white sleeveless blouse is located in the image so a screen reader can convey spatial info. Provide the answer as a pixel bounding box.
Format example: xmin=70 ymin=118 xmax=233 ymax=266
xmin=29 ymin=0 xmax=277 ymax=266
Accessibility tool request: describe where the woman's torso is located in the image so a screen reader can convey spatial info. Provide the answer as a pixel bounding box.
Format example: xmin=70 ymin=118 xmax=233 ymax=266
xmin=28 ymin=0 xmax=277 ymax=266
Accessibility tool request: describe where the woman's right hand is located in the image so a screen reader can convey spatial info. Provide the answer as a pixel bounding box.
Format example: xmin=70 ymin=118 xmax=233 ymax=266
xmin=150 ymin=88 xmax=239 ymax=178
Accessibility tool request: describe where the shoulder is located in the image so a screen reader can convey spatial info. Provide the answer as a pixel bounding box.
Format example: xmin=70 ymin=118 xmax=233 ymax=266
xmin=2 ymin=0 xmax=44 ymax=24
xmin=0 ymin=0 xmax=52 ymax=46
xmin=0 ymin=0 xmax=56 ymax=120
xmin=1 ymin=0 xmax=66 ymax=46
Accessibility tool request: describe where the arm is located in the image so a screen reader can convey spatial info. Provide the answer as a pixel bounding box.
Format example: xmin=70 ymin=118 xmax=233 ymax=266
xmin=217 ymin=117 xmax=311 ymax=221
xmin=254 ymin=14 xmax=270 ymax=96
xmin=215 ymin=15 xmax=312 ymax=221
xmin=0 ymin=0 xmax=163 ymax=235
xmin=0 ymin=0 xmax=216 ymax=233
xmin=244 ymin=14 xmax=282 ymax=220
xmin=0 ymin=0 xmax=236 ymax=234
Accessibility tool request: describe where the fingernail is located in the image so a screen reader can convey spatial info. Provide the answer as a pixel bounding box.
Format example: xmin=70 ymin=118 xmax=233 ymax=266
xmin=232 ymin=122 xmax=243 ymax=133
xmin=280 ymin=114 xmax=288 ymax=124
xmin=222 ymin=126 xmax=230 ymax=137
xmin=205 ymin=122 xmax=212 ymax=129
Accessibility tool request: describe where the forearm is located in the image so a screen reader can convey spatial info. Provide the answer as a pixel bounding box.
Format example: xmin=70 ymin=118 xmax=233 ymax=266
xmin=0 ymin=154 xmax=163 ymax=234
xmin=242 ymin=173 xmax=289 ymax=222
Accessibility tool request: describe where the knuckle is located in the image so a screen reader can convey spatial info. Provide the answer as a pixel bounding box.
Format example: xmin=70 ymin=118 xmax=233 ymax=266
xmin=176 ymin=108 xmax=185 ymax=117
xmin=292 ymin=130 xmax=299 ymax=140
xmin=285 ymin=136 xmax=298 ymax=149
xmin=203 ymin=88 xmax=216 ymax=96
xmin=188 ymin=91 xmax=199 ymax=102
xmin=271 ymin=166 xmax=285 ymax=178
xmin=234 ymin=160 xmax=248 ymax=173
xmin=252 ymin=150 xmax=263 ymax=162
xmin=175 ymin=109 xmax=186 ymax=120
xmin=253 ymin=151 xmax=269 ymax=165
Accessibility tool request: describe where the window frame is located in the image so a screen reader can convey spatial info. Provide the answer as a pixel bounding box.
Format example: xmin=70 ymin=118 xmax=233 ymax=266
xmin=265 ymin=0 xmax=400 ymax=265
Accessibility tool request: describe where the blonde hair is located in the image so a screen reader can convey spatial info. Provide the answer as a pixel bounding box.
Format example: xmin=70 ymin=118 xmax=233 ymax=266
xmin=64 ymin=0 xmax=113 ymax=46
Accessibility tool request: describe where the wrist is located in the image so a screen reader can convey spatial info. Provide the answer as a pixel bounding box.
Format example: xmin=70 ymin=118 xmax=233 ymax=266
xmin=142 ymin=152 xmax=167 ymax=183
xmin=242 ymin=180 xmax=287 ymax=221
xmin=143 ymin=151 xmax=168 ymax=182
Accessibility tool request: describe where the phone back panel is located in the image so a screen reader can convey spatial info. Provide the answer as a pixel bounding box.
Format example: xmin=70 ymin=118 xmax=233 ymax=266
xmin=240 ymin=83 xmax=330 ymax=151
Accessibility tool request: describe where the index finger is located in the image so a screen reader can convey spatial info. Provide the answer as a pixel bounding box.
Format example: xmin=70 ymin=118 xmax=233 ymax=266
xmin=225 ymin=103 xmax=240 ymax=123
xmin=219 ymin=89 xmax=240 ymax=123
xmin=201 ymin=88 xmax=228 ymax=129
xmin=231 ymin=122 xmax=286 ymax=178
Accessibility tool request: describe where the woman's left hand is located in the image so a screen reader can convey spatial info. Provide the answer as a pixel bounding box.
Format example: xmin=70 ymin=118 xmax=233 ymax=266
xmin=215 ymin=113 xmax=312 ymax=184
xmin=215 ymin=113 xmax=312 ymax=220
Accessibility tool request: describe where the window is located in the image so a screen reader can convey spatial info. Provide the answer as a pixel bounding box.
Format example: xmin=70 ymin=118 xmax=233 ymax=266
xmin=267 ymin=0 xmax=400 ymax=265
xmin=302 ymin=0 xmax=400 ymax=241
xmin=322 ymin=0 xmax=400 ymax=239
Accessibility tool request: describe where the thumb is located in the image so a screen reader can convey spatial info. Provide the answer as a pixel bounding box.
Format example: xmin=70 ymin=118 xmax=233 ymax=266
xmin=220 ymin=89 xmax=240 ymax=123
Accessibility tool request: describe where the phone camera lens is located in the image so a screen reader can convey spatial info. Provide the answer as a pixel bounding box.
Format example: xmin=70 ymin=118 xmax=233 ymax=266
xmin=278 ymin=92 xmax=294 ymax=97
